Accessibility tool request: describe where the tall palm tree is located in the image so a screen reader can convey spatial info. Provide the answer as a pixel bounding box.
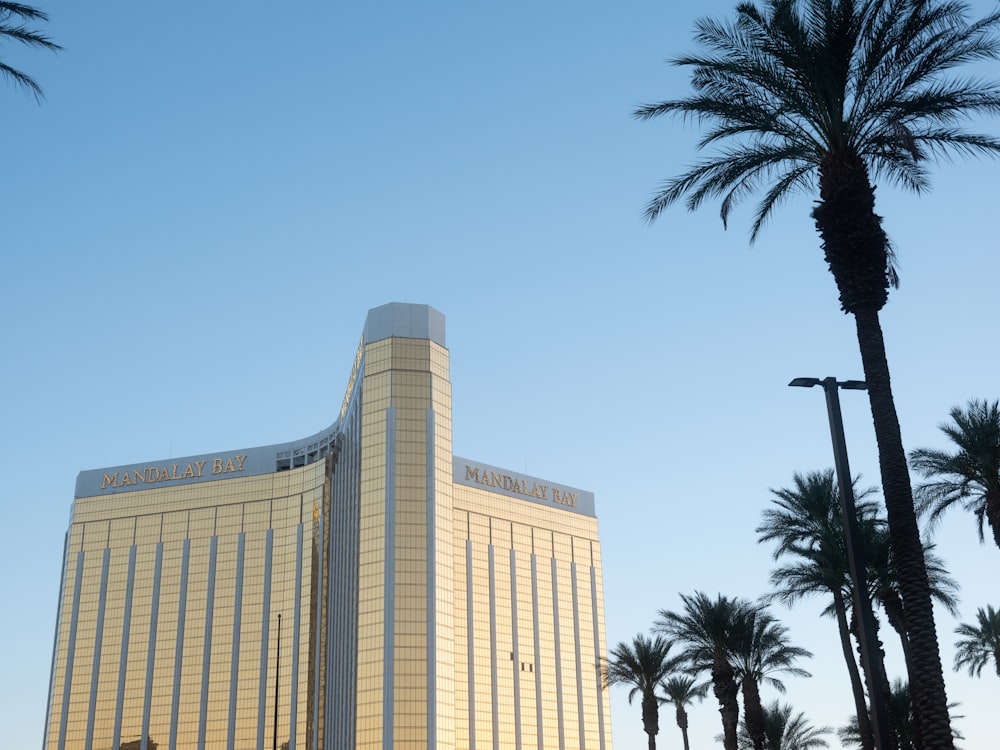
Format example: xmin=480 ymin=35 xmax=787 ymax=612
xmin=605 ymin=633 xmax=679 ymax=750
xmin=910 ymin=399 xmax=1000 ymax=550
xmin=656 ymin=593 xmax=754 ymax=750
xmin=1 ymin=2 xmax=60 ymax=99
xmin=953 ymin=604 xmax=1000 ymax=678
xmin=757 ymin=470 xmax=880 ymax=750
xmin=737 ymin=701 xmax=832 ymax=750
xmin=659 ymin=675 xmax=709 ymax=750
xmin=635 ymin=3 xmax=1000 ymax=745
xmin=729 ymin=607 xmax=813 ymax=750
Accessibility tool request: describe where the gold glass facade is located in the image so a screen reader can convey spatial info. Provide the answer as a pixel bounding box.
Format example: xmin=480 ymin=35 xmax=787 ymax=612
xmin=45 ymin=303 xmax=611 ymax=750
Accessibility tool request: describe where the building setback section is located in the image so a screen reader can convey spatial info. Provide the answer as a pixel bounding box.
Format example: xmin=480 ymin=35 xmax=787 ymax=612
xmin=45 ymin=302 xmax=613 ymax=750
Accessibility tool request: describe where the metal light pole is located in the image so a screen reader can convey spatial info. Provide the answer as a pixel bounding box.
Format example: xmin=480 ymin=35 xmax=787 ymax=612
xmin=789 ymin=376 xmax=892 ymax=750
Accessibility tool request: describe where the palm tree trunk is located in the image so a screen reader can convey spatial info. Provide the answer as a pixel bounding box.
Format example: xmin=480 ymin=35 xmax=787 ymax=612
xmin=834 ymin=590 xmax=875 ymax=750
xmin=713 ymin=653 xmax=740 ymax=750
xmin=677 ymin=705 xmax=691 ymax=750
xmin=853 ymin=306 xmax=953 ymax=750
xmin=883 ymin=590 xmax=924 ymax=750
xmin=642 ymin=691 xmax=659 ymax=750
xmin=741 ymin=674 xmax=766 ymax=750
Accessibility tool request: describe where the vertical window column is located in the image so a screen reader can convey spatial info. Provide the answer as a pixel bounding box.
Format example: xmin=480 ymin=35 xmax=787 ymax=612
xmin=382 ymin=406 xmax=396 ymax=750
xmin=226 ymin=533 xmax=245 ymax=750
xmin=591 ymin=568 xmax=607 ymax=750
xmin=531 ymin=555 xmax=543 ymax=750
xmin=84 ymin=548 xmax=111 ymax=750
xmin=509 ymin=548 xmax=522 ymax=750
xmin=111 ymin=545 xmax=138 ymax=750
xmin=571 ymin=562 xmax=586 ymax=750
xmin=466 ymin=539 xmax=476 ymax=750
xmin=488 ymin=545 xmax=499 ymax=750
xmin=169 ymin=538 xmax=191 ymax=750
xmin=56 ymin=549 xmax=85 ymax=750
xmin=141 ymin=542 xmax=165 ymax=750
xmin=551 ymin=557 xmax=565 ymax=750
xmin=197 ymin=536 xmax=218 ymax=750
xmin=289 ymin=522 xmax=304 ymax=748
xmin=256 ymin=529 xmax=274 ymax=750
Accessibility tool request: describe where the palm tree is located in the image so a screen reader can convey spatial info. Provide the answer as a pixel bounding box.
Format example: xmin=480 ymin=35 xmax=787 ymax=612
xmin=1 ymin=2 xmax=60 ymax=99
xmin=757 ymin=470 xmax=880 ymax=750
xmin=839 ymin=679 xmax=965 ymax=750
xmin=863 ymin=518 xmax=961 ymax=678
xmin=659 ymin=675 xmax=709 ymax=750
xmin=737 ymin=701 xmax=832 ymax=750
xmin=656 ymin=593 xmax=754 ymax=750
xmin=953 ymin=604 xmax=1000 ymax=678
xmin=728 ymin=607 xmax=813 ymax=750
xmin=605 ymin=633 xmax=679 ymax=750
xmin=635 ymin=3 xmax=1000 ymax=745
xmin=910 ymin=399 xmax=1000 ymax=550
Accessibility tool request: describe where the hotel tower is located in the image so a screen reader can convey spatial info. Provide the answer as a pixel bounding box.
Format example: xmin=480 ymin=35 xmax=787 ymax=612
xmin=44 ymin=303 xmax=612 ymax=750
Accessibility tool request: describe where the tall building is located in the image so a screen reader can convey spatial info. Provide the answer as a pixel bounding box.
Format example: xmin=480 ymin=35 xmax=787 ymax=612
xmin=45 ymin=303 xmax=613 ymax=750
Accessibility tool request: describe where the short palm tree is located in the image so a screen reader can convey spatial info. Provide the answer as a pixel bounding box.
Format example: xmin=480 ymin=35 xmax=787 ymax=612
xmin=953 ymin=604 xmax=1000 ymax=678
xmin=636 ymin=3 xmax=1000 ymax=745
xmin=838 ymin=679 xmax=964 ymax=750
xmin=737 ymin=701 xmax=832 ymax=750
xmin=757 ymin=470 xmax=880 ymax=750
xmin=910 ymin=399 xmax=1000 ymax=550
xmin=728 ymin=608 xmax=812 ymax=750
xmin=656 ymin=593 xmax=754 ymax=750
xmin=0 ymin=2 xmax=60 ymax=99
xmin=659 ymin=675 xmax=709 ymax=750
xmin=605 ymin=633 xmax=679 ymax=750
xmin=863 ymin=520 xmax=961 ymax=685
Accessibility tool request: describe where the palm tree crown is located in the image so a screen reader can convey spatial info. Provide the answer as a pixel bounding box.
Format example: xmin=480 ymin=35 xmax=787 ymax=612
xmin=911 ymin=399 xmax=1000 ymax=549
xmin=635 ymin=0 xmax=1000 ymax=245
xmin=605 ymin=633 xmax=679 ymax=750
xmin=729 ymin=607 xmax=812 ymax=750
xmin=659 ymin=675 xmax=709 ymax=750
xmin=1 ymin=2 xmax=60 ymax=100
xmin=656 ymin=592 xmax=755 ymax=750
xmin=738 ymin=701 xmax=832 ymax=750
xmin=953 ymin=604 xmax=1000 ymax=678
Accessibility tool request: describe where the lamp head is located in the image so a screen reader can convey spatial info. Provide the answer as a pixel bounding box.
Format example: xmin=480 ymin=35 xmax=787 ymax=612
xmin=788 ymin=377 xmax=821 ymax=388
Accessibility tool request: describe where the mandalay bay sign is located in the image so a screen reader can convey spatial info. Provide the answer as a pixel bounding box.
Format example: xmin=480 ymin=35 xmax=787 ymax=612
xmin=454 ymin=457 xmax=595 ymax=517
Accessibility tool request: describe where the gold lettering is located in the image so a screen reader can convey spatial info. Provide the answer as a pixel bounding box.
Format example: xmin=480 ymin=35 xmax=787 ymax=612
xmin=195 ymin=460 xmax=206 ymax=477
xmin=181 ymin=463 xmax=195 ymax=479
xmin=120 ymin=471 xmax=132 ymax=487
xmin=490 ymin=472 xmax=502 ymax=487
xmin=212 ymin=458 xmax=224 ymax=474
xmin=158 ymin=466 xmax=170 ymax=482
xmin=552 ymin=488 xmax=561 ymax=504
xmin=235 ymin=454 xmax=247 ymax=471
xmin=101 ymin=472 xmax=118 ymax=489
xmin=465 ymin=466 xmax=480 ymax=483
xmin=224 ymin=458 xmax=236 ymax=472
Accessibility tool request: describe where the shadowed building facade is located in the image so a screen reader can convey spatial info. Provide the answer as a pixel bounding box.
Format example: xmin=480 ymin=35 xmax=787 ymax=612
xmin=44 ymin=303 xmax=612 ymax=750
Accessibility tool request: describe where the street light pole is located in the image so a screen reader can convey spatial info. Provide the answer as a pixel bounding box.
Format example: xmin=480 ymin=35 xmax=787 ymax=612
xmin=789 ymin=376 xmax=893 ymax=750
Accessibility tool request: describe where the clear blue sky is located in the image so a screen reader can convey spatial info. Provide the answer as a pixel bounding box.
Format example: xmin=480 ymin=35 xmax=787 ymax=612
xmin=3 ymin=1 xmax=998 ymax=747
